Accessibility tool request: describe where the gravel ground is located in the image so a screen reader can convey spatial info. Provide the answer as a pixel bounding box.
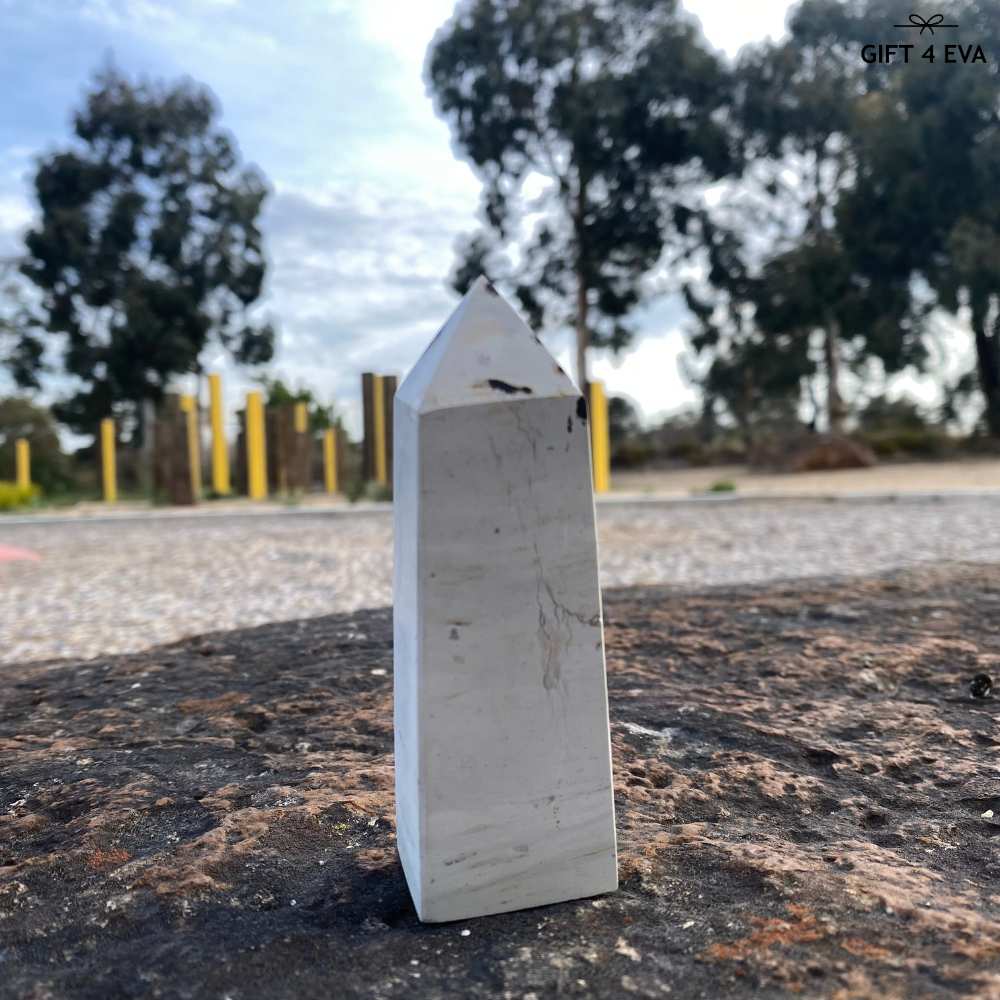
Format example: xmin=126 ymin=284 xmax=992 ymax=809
xmin=3 ymin=496 xmax=1000 ymax=663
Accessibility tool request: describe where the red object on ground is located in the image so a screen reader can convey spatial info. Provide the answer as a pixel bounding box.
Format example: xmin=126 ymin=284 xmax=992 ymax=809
xmin=0 ymin=545 xmax=40 ymax=562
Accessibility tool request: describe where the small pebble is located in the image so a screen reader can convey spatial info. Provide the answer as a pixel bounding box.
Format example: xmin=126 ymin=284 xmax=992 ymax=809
xmin=460 ymin=929 xmax=471 ymax=937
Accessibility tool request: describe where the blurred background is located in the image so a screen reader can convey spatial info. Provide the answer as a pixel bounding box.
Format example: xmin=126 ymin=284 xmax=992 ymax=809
xmin=2 ymin=0 xmax=1000 ymax=506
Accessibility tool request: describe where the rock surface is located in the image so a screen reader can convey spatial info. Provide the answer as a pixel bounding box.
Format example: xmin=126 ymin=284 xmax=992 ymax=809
xmin=3 ymin=564 xmax=1000 ymax=998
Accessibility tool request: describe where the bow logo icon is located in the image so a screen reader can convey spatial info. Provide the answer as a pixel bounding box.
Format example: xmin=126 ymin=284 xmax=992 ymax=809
xmin=894 ymin=12 xmax=958 ymax=34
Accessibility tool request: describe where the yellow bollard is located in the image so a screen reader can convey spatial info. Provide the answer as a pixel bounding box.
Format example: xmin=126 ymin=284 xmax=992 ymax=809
xmin=373 ymin=375 xmax=387 ymax=486
xmin=245 ymin=390 xmax=267 ymax=500
xmin=209 ymin=374 xmax=230 ymax=495
xmin=588 ymin=380 xmax=611 ymax=494
xmin=380 ymin=374 xmax=397 ymax=485
xmin=180 ymin=394 xmax=202 ymax=499
xmin=15 ymin=438 xmax=30 ymax=489
xmin=100 ymin=417 xmax=117 ymax=503
xmin=294 ymin=401 xmax=308 ymax=434
xmin=361 ymin=372 xmax=375 ymax=480
xmin=323 ymin=427 xmax=338 ymax=495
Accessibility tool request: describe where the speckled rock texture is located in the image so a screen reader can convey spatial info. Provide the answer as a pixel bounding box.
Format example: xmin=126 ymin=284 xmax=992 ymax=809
xmin=3 ymin=563 xmax=1000 ymax=999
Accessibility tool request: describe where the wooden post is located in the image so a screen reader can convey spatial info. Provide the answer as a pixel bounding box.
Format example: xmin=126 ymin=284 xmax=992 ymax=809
xmin=209 ymin=374 xmax=230 ymax=495
xmin=393 ymin=277 xmax=617 ymax=923
xmin=588 ymin=380 xmax=611 ymax=494
xmin=153 ymin=396 xmax=195 ymax=505
xmin=361 ymin=372 xmax=376 ymax=481
xmin=179 ymin=394 xmax=202 ymax=500
xmin=323 ymin=427 xmax=338 ymax=495
xmin=100 ymin=418 xmax=117 ymax=503
xmin=14 ymin=438 xmax=30 ymax=489
xmin=233 ymin=415 xmax=248 ymax=495
xmin=267 ymin=405 xmax=289 ymax=494
xmin=246 ymin=390 xmax=267 ymax=500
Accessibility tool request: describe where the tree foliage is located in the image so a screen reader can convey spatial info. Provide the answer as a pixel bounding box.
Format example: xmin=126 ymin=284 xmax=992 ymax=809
xmin=608 ymin=394 xmax=641 ymax=446
xmin=0 ymin=262 xmax=46 ymax=389
xmin=259 ymin=376 xmax=338 ymax=433
xmin=839 ymin=0 xmax=1000 ymax=433
xmin=17 ymin=65 xmax=275 ymax=441
xmin=428 ymin=0 xmax=737 ymax=388
xmin=690 ymin=0 xmax=1000 ymax=439
xmin=684 ymin=0 xmax=923 ymax=438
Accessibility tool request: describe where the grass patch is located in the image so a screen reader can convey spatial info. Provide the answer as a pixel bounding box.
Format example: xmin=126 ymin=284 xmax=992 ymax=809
xmin=707 ymin=480 xmax=737 ymax=493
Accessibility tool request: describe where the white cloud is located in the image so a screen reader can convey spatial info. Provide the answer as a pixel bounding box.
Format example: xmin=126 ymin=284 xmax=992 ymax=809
xmin=0 ymin=194 xmax=32 ymax=257
xmin=686 ymin=0 xmax=791 ymax=56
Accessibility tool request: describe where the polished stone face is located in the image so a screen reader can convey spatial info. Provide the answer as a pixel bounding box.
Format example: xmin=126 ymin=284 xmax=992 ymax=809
xmin=393 ymin=278 xmax=617 ymax=923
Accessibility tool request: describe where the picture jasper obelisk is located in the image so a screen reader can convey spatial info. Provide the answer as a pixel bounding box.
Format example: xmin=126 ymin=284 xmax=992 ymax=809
xmin=393 ymin=277 xmax=617 ymax=923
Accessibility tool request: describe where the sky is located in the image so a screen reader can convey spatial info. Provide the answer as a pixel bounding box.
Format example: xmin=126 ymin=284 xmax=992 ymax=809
xmin=2 ymin=0 xmax=936 ymax=438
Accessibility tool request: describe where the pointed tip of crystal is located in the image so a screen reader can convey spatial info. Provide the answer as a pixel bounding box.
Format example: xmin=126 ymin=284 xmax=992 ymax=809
xmin=396 ymin=277 xmax=580 ymax=414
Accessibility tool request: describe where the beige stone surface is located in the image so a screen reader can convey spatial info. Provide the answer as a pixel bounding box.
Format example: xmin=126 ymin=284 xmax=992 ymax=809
xmin=611 ymin=459 xmax=1000 ymax=497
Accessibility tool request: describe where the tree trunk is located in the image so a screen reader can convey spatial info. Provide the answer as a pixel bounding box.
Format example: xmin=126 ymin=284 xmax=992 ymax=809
xmin=573 ymin=171 xmax=589 ymax=393
xmin=140 ymin=397 xmax=156 ymax=499
xmin=974 ymin=316 xmax=1000 ymax=436
xmin=699 ymin=392 xmax=717 ymax=444
xmin=823 ymin=319 xmax=847 ymax=434
xmin=575 ymin=275 xmax=588 ymax=394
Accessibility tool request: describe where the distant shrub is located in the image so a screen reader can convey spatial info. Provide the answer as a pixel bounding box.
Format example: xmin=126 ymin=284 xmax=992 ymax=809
xmin=611 ymin=441 xmax=655 ymax=469
xmin=790 ymin=435 xmax=878 ymax=472
xmin=345 ymin=477 xmax=366 ymax=503
xmin=859 ymin=428 xmax=953 ymax=459
xmin=858 ymin=394 xmax=928 ymax=433
xmin=0 ymin=481 xmax=41 ymax=511
xmin=963 ymin=434 xmax=1000 ymax=456
xmin=346 ymin=479 xmax=392 ymax=503
xmin=667 ymin=439 xmax=708 ymax=465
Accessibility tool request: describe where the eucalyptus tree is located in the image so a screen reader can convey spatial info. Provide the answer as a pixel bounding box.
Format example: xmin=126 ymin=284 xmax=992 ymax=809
xmin=840 ymin=0 xmax=1000 ymax=433
xmin=17 ymin=66 xmax=275 ymax=441
xmin=685 ymin=0 xmax=923 ymax=435
xmin=428 ymin=0 xmax=737 ymax=389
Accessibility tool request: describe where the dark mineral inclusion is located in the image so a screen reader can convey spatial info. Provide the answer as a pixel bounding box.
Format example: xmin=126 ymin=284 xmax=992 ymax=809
xmin=970 ymin=672 xmax=993 ymax=699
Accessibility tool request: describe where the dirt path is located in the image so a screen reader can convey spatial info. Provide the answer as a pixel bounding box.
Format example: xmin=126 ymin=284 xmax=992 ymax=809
xmin=3 ymin=563 xmax=999 ymax=998
xmin=612 ymin=458 xmax=1000 ymax=497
